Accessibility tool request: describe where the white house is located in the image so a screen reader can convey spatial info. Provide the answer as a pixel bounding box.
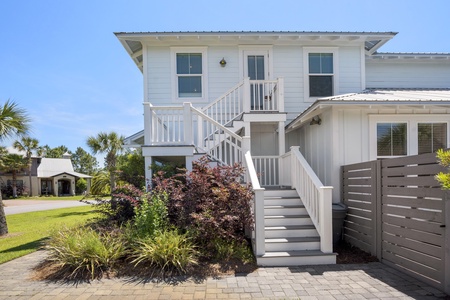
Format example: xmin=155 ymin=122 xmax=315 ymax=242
xmin=116 ymin=31 xmax=450 ymax=266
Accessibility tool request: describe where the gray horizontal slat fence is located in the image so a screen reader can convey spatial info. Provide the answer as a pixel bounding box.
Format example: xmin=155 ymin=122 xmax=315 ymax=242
xmin=341 ymin=160 xmax=380 ymax=256
xmin=341 ymin=152 xmax=450 ymax=294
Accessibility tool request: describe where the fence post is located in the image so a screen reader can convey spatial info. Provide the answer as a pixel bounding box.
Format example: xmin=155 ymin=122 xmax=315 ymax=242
xmin=444 ymin=191 xmax=450 ymax=295
xmin=375 ymin=160 xmax=382 ymax=260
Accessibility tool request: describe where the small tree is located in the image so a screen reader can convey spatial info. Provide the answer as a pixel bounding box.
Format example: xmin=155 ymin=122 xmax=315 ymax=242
xmin=13 ymin=136 xmax=40 ymax=196
xmin=0 ymin=100 xmax=30 ymax=236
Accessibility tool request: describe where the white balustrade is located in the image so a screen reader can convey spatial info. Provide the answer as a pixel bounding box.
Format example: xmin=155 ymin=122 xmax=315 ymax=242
xmin=252 ymin=156 xmax=280 ymax=186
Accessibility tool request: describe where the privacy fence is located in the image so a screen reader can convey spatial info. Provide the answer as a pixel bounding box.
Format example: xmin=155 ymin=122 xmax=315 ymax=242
xmin=341 ymin=152 xmax=449 ymax=294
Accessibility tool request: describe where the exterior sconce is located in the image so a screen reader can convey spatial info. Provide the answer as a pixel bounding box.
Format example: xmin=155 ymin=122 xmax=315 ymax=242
xmin=310 ymin=115 xmax=322 ymax=125
xmin=220 ymin=58 xmax=226 ymax=67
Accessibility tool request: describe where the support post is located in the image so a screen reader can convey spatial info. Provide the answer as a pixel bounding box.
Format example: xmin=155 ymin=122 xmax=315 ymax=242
xmin=254 ymin=188 xmax=265 ymax=256
xmin=243 ymin=77 xmax=251 ymax=113
xmin=143 ymin=102 xmax=152 ymax=145
xmin=183 ymin=102 xmax=193 ymax=145
xmin=277 ymin=77 xmax=284 ymax=112
xmin=144 ymin=156 xmax=153 ymax=191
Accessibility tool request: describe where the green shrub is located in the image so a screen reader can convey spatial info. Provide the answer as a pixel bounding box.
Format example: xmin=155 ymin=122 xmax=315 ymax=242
xmin=95 ymin=184 xmax=143 ymax=225
xmin=45 ymin=226 xmax=125 ymax=279
xmin=133 ymin=192 xmax=169 ymax=238
xmin=153 ymin=156 xmax=254 ymax=255
xmin=212 ymin=238 xmax=254 ymax=264
xmin=132 ymin=229 xmax=198 ymax=274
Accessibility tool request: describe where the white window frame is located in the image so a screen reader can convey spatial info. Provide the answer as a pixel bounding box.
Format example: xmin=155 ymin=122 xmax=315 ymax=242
xmin=171 ymin=47 xmax=208 ymax=102
xmin=369 ymin=115 xmax=450 ymax=159
xmin=303 ymin=47 xmax=339 ymax=102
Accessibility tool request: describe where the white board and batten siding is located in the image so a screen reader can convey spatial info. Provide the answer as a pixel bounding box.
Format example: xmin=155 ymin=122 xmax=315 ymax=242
xmin=366 ymin=60 xmax=450 ymax=89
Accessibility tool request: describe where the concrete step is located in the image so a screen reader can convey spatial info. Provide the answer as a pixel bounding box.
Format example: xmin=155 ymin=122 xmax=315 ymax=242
xmin=256 ymin=250 xmax=337 ymax=266
xmin=264 ymin=225 xmax=318 ymax=238
xmin=265 ymin=236 xmax=320 ymax=252
xmin=264 ymin=215 xmax=313 ymax=226
xmin=264 ymin=205 xmax=307 ymax=216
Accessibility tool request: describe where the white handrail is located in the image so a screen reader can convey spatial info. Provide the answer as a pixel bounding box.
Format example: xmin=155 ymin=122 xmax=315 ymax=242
xmin=202 ymin=80 xmax=245 ymax=125
xmin=290 ymin=146 xmax=333 ymax=253
xmin=244 ymin=151 xmax=265 ymax=256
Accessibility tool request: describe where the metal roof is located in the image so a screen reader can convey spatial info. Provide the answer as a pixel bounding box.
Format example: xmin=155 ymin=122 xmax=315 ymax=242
xmin=287 ymin=89 xmax=450 ymax=130
xmin=37 ymin=158 xmax=91 ymax=178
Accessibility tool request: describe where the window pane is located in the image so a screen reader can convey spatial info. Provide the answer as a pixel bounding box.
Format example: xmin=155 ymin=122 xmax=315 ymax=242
xmin=418 ymin=123 xmax=447 ymax=154
xmin=176 ymin=53 xmax=202 ymax=74
xmin=176 ymin=54 xmax=190 ymax=74
xmin=247 ymin=55 xmax=265 ymax=80
xmin=309 ymin=75 xmax=333 ymax=97
xmin=377 ymin=123 xmax=407 ymax=156
xmin=321 ymin=53 xmax=333 ymax=73
xmin=309 ymin=53 xmax=321 ymax=73
xmin=178 ymin=76 xmax=202 ymax=97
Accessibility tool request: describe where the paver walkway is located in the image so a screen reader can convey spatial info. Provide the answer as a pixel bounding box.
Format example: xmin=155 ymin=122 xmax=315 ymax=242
xmin=0 ymin=250 xmax=448 ymax=299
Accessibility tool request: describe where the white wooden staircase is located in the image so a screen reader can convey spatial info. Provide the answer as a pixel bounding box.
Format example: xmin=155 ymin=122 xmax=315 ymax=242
xmin=257 ymin=189 xmax=336 ymax=266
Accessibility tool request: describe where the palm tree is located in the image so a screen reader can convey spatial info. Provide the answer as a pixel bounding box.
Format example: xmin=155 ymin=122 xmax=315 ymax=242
xmin=0 ymin=100 xmax=30 ymax=236
xmin=0 ymin=154 xmax=29 ymax=198
xmin=13 ymin=137 xmax=39 ymax=196
xmin=86 ymin=132 xmax=124 ymax=192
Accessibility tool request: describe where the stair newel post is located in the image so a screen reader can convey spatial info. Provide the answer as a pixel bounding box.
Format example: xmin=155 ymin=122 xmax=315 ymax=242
xmin=319 ymin=186 xmax=333 ymax=253
xmin=243 ymin=77 xmax=251 ymax=113
xmin=183 ymin=102 xmax=193 ymax=145
xmin=242 ymin=136 xmax=251 ymax=178
xmin=290 ymin=146 xmax=300 ymax=189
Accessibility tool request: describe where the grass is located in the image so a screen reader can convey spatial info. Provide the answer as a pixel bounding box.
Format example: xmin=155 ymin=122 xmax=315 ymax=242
xmin=0 ymin=205 xmax=98 ymax=264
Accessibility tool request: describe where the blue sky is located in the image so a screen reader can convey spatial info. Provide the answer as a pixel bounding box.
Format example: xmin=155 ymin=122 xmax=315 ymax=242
xmin=1 ymin=0 xmax=449 ymax=163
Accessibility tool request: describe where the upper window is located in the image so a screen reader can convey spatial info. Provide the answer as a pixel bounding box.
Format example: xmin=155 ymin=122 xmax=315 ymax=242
xmin=304 ymin=48 xmax=338 ymax=101
xmin=377 ymin=123 xmax=407 ymax=157
xmin=176 ymin=53 xmax=202 ymax=98
xmin=418 ymin=123 xmax=447 ymax=154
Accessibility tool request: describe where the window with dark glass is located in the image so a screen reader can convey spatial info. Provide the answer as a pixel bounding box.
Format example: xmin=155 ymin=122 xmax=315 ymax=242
xmin=176 ymin=53 xmax=202 ymax=97
xmin=309 ymin=53 xmax=333 ymax=97
xmin=377 ymin=123 xmax=407 ymax=156
xmin=418 ymin=123 xmax=447 ymax=154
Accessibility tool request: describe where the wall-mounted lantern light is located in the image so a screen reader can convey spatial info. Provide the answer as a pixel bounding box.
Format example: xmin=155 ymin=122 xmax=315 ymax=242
xmin=310 ymin=115 xmax=322 ymax=125
xmin=220 ymin=58 xmax=227 ymax=67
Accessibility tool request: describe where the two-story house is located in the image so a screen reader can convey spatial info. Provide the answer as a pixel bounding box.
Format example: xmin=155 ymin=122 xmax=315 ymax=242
xmin=116 ymin=31 xmax=450 ymax=266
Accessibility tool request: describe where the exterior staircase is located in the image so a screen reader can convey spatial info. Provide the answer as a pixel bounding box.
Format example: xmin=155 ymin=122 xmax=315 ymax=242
xmin=256 ymin=189 xmax=336 ymax=266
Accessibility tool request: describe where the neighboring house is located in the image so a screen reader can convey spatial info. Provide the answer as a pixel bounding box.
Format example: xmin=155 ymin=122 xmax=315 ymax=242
xmin=0 ymin=152 xmax=91 ymax=196
xmin=116 ymin=31 xmax=450 ymax=266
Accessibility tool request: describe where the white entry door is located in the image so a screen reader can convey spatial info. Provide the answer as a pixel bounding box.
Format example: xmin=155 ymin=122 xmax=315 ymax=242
xmin=243 ymin=50 xmax=270 ymax=109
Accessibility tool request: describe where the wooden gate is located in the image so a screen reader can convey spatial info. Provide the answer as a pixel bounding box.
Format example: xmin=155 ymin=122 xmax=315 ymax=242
xmin=342 ymin=153 xmax=450 ymax=294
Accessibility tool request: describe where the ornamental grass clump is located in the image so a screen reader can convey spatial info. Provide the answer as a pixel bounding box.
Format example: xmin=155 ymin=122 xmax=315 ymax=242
xmin=45 ymin=226 xmax=125 ymax=279
xmin=132 ymin=229 xmax=198 ymax=275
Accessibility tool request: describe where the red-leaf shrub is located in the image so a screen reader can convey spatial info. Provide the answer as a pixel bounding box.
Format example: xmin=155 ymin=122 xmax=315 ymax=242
xmin=152 ymin=157 xmax=254 ymax=255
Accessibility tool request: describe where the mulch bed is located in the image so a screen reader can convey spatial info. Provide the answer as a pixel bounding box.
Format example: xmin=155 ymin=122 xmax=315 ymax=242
xmin=32 ymin=241 xmax=376 ymax=282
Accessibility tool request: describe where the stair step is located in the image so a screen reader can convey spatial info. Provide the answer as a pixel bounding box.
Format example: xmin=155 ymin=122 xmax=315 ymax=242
xmin=264 ymin=205 xmax=306 ymax=216
xmin=265 ymin=237 xmax=320 ymax=251
xmin=264 ymin=189 xmax=297 ymax=198
xmin=264 ymin=197 xmax=302 ymax=206
xmin=265 ymin=225 xmax=318 ymax=238
xmin=264 ymin=215 xmax=313 ymax=226
xmin=257 ymin=250 xmax=337 ymax=266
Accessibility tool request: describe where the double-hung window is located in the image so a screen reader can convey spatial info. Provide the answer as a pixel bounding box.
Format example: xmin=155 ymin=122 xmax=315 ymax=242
xmin=309 ymin=53 xmax=333 ymax=97
xmin=172 ymin=47 xmax=207 ymax=101
xmin=304 ymin=48 xmax=338 ymax=101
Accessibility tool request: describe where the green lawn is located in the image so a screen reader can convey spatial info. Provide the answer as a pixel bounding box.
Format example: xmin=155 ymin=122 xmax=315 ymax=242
xmin=0 ymin=205 xmax=98 ymax=264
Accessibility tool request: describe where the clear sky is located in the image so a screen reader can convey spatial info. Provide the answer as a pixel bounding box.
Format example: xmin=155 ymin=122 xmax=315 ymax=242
xmin=1 ymin=0 xmax=449 ymax=162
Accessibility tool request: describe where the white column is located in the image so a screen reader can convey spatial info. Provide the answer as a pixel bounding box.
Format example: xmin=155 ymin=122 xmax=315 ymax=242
xmin=144 ymin=156 xmax=153 ymax=191
xmin=243 ymin=77 xmax=251 ymax=113
xmin=183 ymin=102 xmax=193 ymax=145
xmin=143 ymin=103 xmax=152 ymax=145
